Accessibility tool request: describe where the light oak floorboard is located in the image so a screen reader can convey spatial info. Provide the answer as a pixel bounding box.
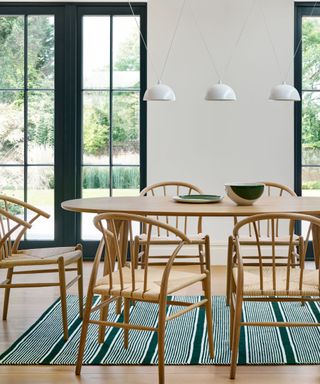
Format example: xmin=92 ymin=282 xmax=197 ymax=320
xmin=0 ymin=264 xmax=319 ymax=383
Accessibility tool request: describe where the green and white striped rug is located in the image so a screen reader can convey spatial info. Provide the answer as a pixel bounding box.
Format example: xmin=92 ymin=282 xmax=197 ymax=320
xmin=0 ymin=295 xmax=320 ymax=365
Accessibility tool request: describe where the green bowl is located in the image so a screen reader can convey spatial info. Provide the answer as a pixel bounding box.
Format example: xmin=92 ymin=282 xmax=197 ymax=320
xmin=225 ymin=183 xmax=265 ymax=206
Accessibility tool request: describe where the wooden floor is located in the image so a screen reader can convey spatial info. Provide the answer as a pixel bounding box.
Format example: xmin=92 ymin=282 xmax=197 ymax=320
xmin=0 ymin=264 xmax=319 ymax=384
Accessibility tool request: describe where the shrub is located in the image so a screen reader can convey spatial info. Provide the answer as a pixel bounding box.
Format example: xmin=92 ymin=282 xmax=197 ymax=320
xmin=82 ymin=167 xmax=139 ymax=189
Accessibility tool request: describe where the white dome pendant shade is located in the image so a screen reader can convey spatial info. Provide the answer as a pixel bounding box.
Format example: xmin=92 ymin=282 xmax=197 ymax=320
xmin=269 ymin=82 xmax=301 ymax=101
xmin=205 ymin=80 xmax=237 ymax=101
xmin=143 ymin=80 xmax=176 ymax=101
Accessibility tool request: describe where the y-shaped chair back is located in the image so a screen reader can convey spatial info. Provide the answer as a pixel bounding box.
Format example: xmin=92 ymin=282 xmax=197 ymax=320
xmin=140 ymin=181 xmax=203 ymax=237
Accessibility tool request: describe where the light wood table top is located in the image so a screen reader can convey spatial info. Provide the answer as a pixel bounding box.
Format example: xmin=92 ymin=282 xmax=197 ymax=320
xmin=61 ymin=195 xmax=320 ymax=217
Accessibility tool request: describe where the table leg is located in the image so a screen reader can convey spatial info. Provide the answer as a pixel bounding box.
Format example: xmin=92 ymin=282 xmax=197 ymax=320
xmin=101 ymin=220 xmax=128 ymax=317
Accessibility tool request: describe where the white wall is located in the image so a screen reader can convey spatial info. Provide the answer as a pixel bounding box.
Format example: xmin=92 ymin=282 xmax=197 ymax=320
xmin=147 ymin=0 xmax=296 ymax=263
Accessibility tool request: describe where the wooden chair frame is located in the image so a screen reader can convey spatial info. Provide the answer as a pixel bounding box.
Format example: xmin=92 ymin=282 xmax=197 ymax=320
xmin=75 ymin=212 xmax=214 ymax=384
xmin=0 ymin=195 xmax=83 ymax=341
xmin=229 ymin=212 xmax=320 ymax=379
xmin=226 ymin=181 xmax=303 ymax=304
xmin=139 ymin=181 xmax=207 ymax=281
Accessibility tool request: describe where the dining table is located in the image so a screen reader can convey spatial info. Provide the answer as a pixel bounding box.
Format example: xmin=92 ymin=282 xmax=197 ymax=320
xmin=62 ymin=194 xmax=320 ymax=266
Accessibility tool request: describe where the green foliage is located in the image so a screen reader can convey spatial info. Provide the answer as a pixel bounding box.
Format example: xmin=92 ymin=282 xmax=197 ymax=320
xmin=112 ymin=167 xmax=139 ymax=189
xmin=83 ymin=167 xmax=139 ymax=189
xmin=302 ymin=19 xmax=320 ymax=89
xmin=0 ymin=16 xmax=24 ymax=89
xmin=302 ymin=180 xmax=320 ymax=190
xmin=114 ymin=30 xmax=139 ymax=72
xmin=0 ymin=16 xmax=55 ymax=157
xmin=27 ymin=16 xmax=55 ymax=88
xmin=0 ymin=201 xmax=24 ymax=216
xmin=302 ymin=19 xmax=320 ymax=148
xmin=28 ymin=92 xmax=54 ymax=147
xmin=1 ymin=16 xmax=140 ymax=192
xmin=83 ymin=99 xmax=110 ymax=156
xmin=113 ymin=92 xmax=139 ymax=144
xmin=83 ymin=92 xmax=139 ymax=157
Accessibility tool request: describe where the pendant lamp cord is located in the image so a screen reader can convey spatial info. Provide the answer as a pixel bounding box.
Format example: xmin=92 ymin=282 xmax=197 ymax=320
xmin=261 ymin=0 xmax=318 ymax=82
xmin=128 ymin=1 xmax=160 ymax=80
xmin=259 ymin=2 xmax=283 ymax=79
xmin=223 ymin=0 xmax=257 ymax=79
xmin=160 ymin=0 xmax=187 ymax=80
xmin=189 ymin=1 xmax=222 ymax=80
xmin=284 ymin=0 xmax=319 ymax=81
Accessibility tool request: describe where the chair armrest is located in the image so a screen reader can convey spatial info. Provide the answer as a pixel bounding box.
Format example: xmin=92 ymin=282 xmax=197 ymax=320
xmin=0 ymin=194 xmax=50 ymax=219
xmin=0 ymin=207 xmax=32 ymax=229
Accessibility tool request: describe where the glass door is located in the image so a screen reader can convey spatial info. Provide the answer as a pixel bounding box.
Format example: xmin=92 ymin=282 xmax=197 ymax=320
xmin=295 ymin=5 xmax=320 ymax=254
xmin=300 ymin=16 xmax=320 ymax=200
xmin=0 ymin=9 xmax=62 ymax=245
xmin=0 ymin=4 xmax=146 ymax=257
xmin=79 ymin=10 xmax=144 ymax=244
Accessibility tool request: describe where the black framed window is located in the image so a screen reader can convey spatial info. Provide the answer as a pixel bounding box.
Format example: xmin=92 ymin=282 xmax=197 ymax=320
xmin=0 ymin=3 xmax=147 ymax=258
xmin=295 ymin=3 xmax=320 ymax=257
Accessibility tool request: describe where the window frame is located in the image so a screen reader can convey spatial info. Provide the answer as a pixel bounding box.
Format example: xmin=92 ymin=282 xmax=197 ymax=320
xmin=294 ymin=2 xmax=320 ymax=259
xmin=0 ymin=2 xmax=147 ymax=258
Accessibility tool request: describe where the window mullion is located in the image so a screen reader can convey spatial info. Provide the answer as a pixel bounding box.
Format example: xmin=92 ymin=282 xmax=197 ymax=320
xmin=23 ymin=14 xmax=28 ymax=226
xmin=109 ymin=15 xmax=113 ymax=197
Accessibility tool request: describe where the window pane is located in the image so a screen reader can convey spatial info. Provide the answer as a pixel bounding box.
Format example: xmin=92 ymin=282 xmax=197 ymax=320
xmin=302 ymin=166 xmax=320 ymax=239
xmin=83 ymin=91 xmax=110 ymax=165
xmin=112 ymin=91 xmax=139 ymax=165
xmin=302 ymin=17 xmax=320 ymax=90
xmin=81 ymin=166 xmax=110 ymax=240
xmin=26 ymin=166 xmax=54 ymax=240
xmin=82 ymin=166 xmax=110 ymax=192
xmin=0 ymin=91 xmax=24 ymax=164
xmin=302 ymin=92 xmax=320 ymax=165
xmin=0 ymin=166 xmax=24 ymax=197
xmin=28 ymin=15 xmax=55 ymax=89
xmin=83 ymin=16 xmax=110 ymax=89
xmin=0 ymin=16 xmax=24 ymax=89
xmin=28 ymin=91 xmax=54 ymax=164
xmin=113 ymin=16 xmax=140 ymax=89
xmin=302 ymin=166 xmax=320 ymax=195
xmin=112 ymin=166 xmax=140 ymax=196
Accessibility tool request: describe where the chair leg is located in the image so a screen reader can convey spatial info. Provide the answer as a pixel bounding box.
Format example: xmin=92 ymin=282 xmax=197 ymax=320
xmin=77 ymin=258 xmax=84 ymax=319
xmin=116 ymin=297 xmax=122 ymax=315
xmin=198 ymin=244 xmax=206 ymax=292
xmin=230 ymin=292 xmax=242 ymax=380
xmin=203 ymin=274 xmax=214 ymax=359
xmin=2 ymin=267 xmax=13 ymax=320
xmin=158 ymin=302 xmax=166 ymax=384
xmin=298 ymin=237 xmax=305 ymax=306
xmin=299 ymin=236 xmax=304 ymax=267
xmin=58 ymin=258 xmax=68 ymax=341
xmin=229 ymin=277 xmax=236 ymax=348
xmin=98 ymin=295 xmax=109 ymax=343
xmin=75 ymin=292 xmax=94 ymax=375
xmin=226 ymin=236 xmax=234 ymax=306
xmin=124 ymin=298 xmax=130 ymax=349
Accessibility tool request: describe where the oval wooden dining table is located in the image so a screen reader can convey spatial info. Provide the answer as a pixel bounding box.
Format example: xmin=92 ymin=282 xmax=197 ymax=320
xmin=62 ymin=194 xmax=320 ymax=266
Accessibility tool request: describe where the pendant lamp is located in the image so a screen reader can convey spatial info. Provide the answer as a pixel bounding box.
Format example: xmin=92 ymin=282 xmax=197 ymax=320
xmin=189 ymin=1 xmax=237 ymax=101
xmin=205 ymin=80 xmax=236 ymax=101
xmin=189 ymin=0 xmax=257 ymax=101
xmin=269 ymin=82 xmax=301 ymax=101
xmin=143 ymin=80 xmax=176 ymax=101
xmin=129 ymin=0 xmax=187 ymax=101
xmin=260 ymin=2 xmax=302 ymax=102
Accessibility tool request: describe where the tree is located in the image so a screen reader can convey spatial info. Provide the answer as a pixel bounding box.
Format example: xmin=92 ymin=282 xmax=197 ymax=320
xmin=0 ymin=16 xmax=55 ymax=166
xmin=114 ymin=30 xmax=140 ymax=72
xmin=83 ymin=27 xmax=140 ymax=158
xmin=302 ymin=19 xmax=320 ymax=148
